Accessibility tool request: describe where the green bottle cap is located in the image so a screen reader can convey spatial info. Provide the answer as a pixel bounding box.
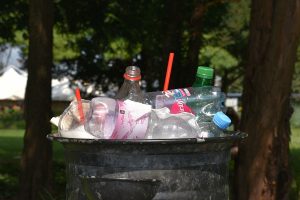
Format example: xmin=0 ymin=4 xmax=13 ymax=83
xmin=196 ymin=66 xmax=214 ymax=79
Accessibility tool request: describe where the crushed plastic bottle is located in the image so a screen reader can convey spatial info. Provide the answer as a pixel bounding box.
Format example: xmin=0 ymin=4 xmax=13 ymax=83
xmin=84 ymin=97 xmax=201 ymax=139
xmin=145 ymin=107 xmax=198 ymax=139
xmin=151 ymin=116 xmax=196 ymax=139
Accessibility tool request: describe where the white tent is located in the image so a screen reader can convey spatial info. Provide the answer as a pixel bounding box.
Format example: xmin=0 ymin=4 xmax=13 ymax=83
xmin=52 ymin=77 xmax=74 ymax=101
xmin=0 ymin=66 xmax=27 ymax=100
xmin=0 ymin=65 xmax=74 ymax=101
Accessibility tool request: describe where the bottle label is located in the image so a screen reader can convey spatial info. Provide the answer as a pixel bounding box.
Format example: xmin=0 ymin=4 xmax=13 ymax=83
xmin=110 ymin=100 xmax=151 ymax=139
xmin=160 ymin=89 xmax=193 ymax=114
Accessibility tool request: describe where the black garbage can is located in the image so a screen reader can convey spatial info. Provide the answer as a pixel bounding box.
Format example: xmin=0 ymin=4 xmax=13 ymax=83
xmin=48 ymin=131 xmax=246 ymax=200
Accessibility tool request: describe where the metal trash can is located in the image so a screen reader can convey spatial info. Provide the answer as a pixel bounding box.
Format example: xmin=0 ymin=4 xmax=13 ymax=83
xmin=48 ymin=131 xmax=246 ymax=200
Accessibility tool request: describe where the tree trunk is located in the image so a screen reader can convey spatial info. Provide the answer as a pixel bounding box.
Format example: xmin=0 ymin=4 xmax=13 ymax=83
xmin=184 ymin=2 xmax=205 ymax=87
xmin=237 ymin=1 xmax=300 ymax=200
xmin=19 ymin=0 xmax=53 ymax=199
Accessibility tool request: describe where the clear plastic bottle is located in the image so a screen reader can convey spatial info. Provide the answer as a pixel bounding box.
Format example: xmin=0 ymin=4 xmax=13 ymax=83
xmin=84 ymin=97 xmax=151 ymax=139
xmin=144 ymin=86 xmax=225 ymax=123
xmin=115 ymin=66 xmax=144 ymax=103
xmin=190 ymin=66 xmax=218 ymax=122
xmin=146 ymin=109 xmax=197 ymax=139
xmin=198 ymin=111 xmax=231 ymax=138
xmin=84 ymin=97 xmax=198 ymax=140
xmin=84 ymin=97 xmax=117 ymax=139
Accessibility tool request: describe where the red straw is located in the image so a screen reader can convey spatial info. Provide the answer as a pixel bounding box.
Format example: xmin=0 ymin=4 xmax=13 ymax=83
xmin=75 ymin=88 xmax=84 ymax=123
xmin=163 ymin=53 xmax=174 ymax=91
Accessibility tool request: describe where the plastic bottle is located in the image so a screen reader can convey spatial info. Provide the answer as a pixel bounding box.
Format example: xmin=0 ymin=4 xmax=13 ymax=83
xmin=189 ymin=66 xmax=218 ymax=122
xmin=144 ymin=86 xmax=225 ymax=122
xmin=84 ymin=97 xmax=151 ymax=139
xmin=84 ymin=97 xmax=198 ymax=139
xmin=145 ymin=108 xmax=198 ymax=139
xmin=115 ymin=66 xmax=144 ymax=103
xmin=198 ymin=111 xmax=231 ymax=138
xmin=193 ymin=66 xmax=214 ymax=87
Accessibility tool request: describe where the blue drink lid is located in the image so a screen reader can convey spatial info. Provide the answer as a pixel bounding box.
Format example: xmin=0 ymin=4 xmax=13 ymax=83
xmin=213 ymin=111 xmax=231 ymax=130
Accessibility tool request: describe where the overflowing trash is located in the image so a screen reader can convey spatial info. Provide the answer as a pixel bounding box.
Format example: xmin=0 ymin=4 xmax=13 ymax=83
xmin=48 ymin=63 xmax=248 ymax=200
xmin=53 ymin=65 xmax=232 ymax=140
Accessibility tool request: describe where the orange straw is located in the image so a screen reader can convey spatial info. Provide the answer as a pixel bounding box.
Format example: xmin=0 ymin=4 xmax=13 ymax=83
xmin=75 ymin=88 xmax=84 ymax=123
xmin=163 ymin=53 xmax=174 ymax=91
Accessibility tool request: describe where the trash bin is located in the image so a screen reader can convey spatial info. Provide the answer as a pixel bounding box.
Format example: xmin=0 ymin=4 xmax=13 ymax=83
xmin=47 ymin=131 xmax=246 ymax=200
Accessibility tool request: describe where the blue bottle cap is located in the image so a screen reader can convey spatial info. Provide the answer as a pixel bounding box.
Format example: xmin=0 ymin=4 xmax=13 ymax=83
xmin=212 ymin=112 xmax=231 ymax=130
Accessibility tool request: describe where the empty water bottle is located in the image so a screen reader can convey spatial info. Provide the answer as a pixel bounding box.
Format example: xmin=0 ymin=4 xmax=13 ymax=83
xmin=145 ymin=108 xmax=198 ymax=139
xmin=187 ymin=87 xmax=226 ymax=122
xmin=85 ymin=97 xmax=200 ymax=139
xmin=198 ymin=111 xmax=231 ymax=138
xmin=144 ymin=86 xmax=225 ymax=123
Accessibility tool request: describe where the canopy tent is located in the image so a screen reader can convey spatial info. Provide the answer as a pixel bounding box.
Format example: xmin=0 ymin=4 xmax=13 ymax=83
xmin=0 ymin=66 xmax=27 ymax=100
xmin=0 ymin=65 xmax=74 ymax=101
xmin=52 ymin=77 xmax=74 ymax=101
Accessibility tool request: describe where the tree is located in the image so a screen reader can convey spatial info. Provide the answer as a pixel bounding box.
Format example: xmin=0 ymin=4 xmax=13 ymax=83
xmin=19 ymin=0 xmax=53 ymax=199
xmin=237 ymin=0 xmax=300 ymax=199
xmin=162 ymin=0 xmax=185 ymax=89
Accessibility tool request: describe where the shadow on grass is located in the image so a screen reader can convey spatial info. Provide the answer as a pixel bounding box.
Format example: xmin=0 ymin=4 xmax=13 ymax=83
xmin=290 ymin=148 xmax=300 ymax=200
xmin=0 ymin=136 xmax=66 ymax=200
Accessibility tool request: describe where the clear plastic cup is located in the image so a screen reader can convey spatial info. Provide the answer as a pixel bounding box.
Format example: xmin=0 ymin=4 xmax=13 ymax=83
xmin=58 ymin=100 xmax=97 ymax=139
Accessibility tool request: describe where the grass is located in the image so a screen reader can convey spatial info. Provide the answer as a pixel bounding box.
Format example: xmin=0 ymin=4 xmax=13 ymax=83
xmin=0 ymin=129 xmax=65 ymax=200
xmin=290 ymin=127 xmax=300 ymax=199
xmin=0 ymin=128 xmax=299 ymax=199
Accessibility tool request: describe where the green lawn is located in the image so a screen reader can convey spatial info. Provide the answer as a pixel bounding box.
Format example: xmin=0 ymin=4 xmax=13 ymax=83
xmin=0 ymin=128 xmax=299 ymax=199
xmin=0 ymin=129 xmax=65 ymax=199
xmin=291 ymin=127 xmax=300 ymax=199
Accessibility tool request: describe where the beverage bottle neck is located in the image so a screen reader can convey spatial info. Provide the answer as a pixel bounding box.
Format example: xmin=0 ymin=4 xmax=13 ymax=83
xmin=193 ymin=76 xmax=213 ymax=87
xmin=115 ymin=66 xmax=144 ymax=102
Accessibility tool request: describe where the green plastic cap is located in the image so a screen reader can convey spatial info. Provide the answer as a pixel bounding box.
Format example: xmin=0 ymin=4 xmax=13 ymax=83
xmin=196 ymin=66 xmax=214 ymax=79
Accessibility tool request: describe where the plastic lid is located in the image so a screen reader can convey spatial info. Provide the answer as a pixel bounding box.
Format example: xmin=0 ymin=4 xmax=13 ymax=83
xmin=212 ymin=111 xmax=231 ymax=130
xmin=196 ymin=66 xmax=214 ymax=79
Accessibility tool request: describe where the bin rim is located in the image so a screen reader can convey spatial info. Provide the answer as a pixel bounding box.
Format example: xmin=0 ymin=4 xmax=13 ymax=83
xmin=47 ymin=131 xmax=247 ymax=145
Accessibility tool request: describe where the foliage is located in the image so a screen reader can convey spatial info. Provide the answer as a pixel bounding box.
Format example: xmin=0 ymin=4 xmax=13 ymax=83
xmin=0 ymin=107 xmax=25 ymax=129
xmin=0 ymin=0 xmax=28 ymax=44
xmin=293 ymin=46 xmax=300 ymax=93
xmin=0 ymin=0 xmax=299 ymax=94
xmin=200 ymin=0 xmax=250 ymax=92
xmin=200 ymin=45 xmax=238 ymax=69
xmin=291 ymin=102 xmax=300 ymax=128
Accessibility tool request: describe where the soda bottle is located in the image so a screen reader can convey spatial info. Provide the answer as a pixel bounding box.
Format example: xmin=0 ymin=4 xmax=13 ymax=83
xmin=193 ymin=66 xmax=214 ymax=87
xmin=115 ymin=66 xmax=144 ymax=103
xmin=84 ymin=97 xmax=199 ymax=139
xmin=198 ymin=111 xmax=231 ymax=138
xmin=144 ymin=86 xmax=225 ymax=122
